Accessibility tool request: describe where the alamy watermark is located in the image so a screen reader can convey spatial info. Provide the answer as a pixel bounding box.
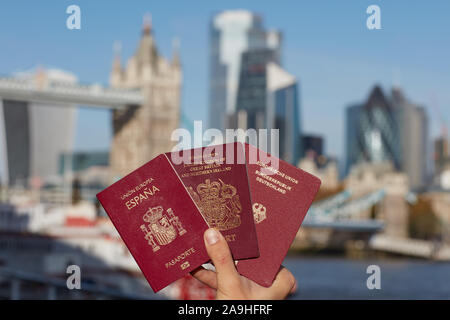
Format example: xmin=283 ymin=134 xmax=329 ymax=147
xmin=66 ymin=5 xmax=81 ymax=30
xmin=65 ymin=5 xmax=381 ymax=31
xmin=170 ymin=121 xmax=280 ymax=175
xmin=66 ymin=265 xmax=81 ymax=290
xmin=366 ymin=265 xmax=381 ymax=290
xmin=366 ymin=5 xmax=381 ymax=30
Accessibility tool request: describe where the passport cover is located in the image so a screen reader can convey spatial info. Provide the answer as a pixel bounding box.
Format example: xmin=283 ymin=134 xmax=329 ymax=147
xmin=96 ymin=154 xmax=210 ymax=293
xmin=236 ymin=143 xmax=321 ymax=287
xmin=166 ymin=142 xmax=259 ymax=260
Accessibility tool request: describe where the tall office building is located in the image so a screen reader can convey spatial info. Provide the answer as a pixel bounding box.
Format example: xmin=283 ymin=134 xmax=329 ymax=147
xmin=345 ymin=85 xmax=428 ymax=189
xmin=209 ymin=10 xmax=281 ymax=131
xmin=266 ymin=63 xmax=302 ymax=164
xmin=434 ymin=135 xmax=449 ymax=175
xmin=233 ymin=48 xmax=279 ymax=131
xmin=391 ymin=87 xmax=429 ymax=189
xmin=346 ymin=86 xmax=401 ymax=174
xmin=434 ymin=135 xmax=450 ymax=190
xmin=0 ymin=69 xmax=76 ymax=186
xmin=302 ymin=134 xmax=324 ymax=159
xmin=232 ymin=49 xmax=302 ymax=164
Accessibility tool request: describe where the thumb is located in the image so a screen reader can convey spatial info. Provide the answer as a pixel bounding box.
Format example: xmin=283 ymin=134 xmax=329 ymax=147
xmin=203 ymin=228 xmax=239 ymax=283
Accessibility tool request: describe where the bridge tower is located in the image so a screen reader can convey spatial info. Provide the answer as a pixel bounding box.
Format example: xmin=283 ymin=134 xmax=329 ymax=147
xmin=109 ymin=14 xmax=182 ymax=178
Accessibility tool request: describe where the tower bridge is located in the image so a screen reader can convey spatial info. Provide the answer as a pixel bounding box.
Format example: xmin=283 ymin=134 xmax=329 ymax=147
xmin=0 ymin=76 xmax=143 ymax=109
xmin=303 ymin=189 xmax=385 ymax=231
xmin=0 ymin=19 xmax=182 ymax=186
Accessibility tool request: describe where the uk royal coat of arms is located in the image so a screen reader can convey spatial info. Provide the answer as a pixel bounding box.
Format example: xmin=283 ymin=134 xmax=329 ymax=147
xmin=188 ymin=179 xmax=242 ymax=231
xmin=140 ymin=206 xmax=186 ymax=252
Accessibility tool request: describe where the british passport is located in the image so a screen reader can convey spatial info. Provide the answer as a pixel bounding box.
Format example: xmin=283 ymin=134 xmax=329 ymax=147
xmin=97 ymin=154 xmax=210 ymax=292
xmin=166 ymin=142 xmax=259 ymax=260
xmin=236 ymin=143 xmax=321 ymax=287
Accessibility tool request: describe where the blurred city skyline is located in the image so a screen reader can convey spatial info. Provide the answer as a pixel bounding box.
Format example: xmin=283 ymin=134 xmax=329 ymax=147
xmin=1 ymin=0 xmax=449 ymax=164
xmin=1 ymin=1 xmax=450 ymax=300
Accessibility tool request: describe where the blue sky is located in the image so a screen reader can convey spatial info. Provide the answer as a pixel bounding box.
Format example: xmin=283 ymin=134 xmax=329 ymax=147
xmin=1 ymin=0 xmax=449 ymax=163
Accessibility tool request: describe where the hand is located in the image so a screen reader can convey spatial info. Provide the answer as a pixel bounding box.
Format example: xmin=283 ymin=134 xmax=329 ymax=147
xmin=191 ymin=228 xmax=297 ymax=300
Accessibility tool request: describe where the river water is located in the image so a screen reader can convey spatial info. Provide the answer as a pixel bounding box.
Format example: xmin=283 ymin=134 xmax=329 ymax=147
xmin=283 ymin=256 xmax=450 ymax=299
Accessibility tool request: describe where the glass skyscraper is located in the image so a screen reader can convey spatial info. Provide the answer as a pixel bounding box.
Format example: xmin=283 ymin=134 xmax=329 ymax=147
xmin=345 ymin=85 xmax=428 ymax=189
xmin=232 ymin=48 xmax=302 ymax=165
xmin=346 ymin=86 xmax=401 ymax=173
xmin=234 ymin=48 xmax=278 ymax=130
xmin=209 ymin=10 xmax=281 ymax=131
xmin=209 ymin=10 xmax=302 ymax=165
xmin=266 ymin=63 xmax=301 ymax=165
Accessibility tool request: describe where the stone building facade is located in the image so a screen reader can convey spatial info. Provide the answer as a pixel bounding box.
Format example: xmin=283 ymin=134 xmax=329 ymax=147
xmin=109 ymin=19 xmax=182 ymax=178
xmin=345 ymin=162 xmax=410 ymax=238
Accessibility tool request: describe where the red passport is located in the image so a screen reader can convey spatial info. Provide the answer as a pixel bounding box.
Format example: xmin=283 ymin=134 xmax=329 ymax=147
xmin=166 ymin=142 xmax=259 ymax=260
xmin=236 ymin=143 xmax=321 ymax=287
xmin=96 ymin=154 xmax=210 ymax=292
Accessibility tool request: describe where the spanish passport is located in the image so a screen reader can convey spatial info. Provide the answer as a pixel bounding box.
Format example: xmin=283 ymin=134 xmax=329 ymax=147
xmin=166 ymin=142 xmax=259 ymax=260
xmin=236 ymin=143 xmax=321 ymax=287
xmin=97 ymin=154 xmax=210 ymax=292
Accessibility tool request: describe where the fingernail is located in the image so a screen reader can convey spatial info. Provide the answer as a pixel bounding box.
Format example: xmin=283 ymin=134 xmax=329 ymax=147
xmin=205 ymin=228 xmax=219 ymax=245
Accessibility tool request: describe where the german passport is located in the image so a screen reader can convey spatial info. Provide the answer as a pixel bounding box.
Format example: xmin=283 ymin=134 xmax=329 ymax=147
xmin=166 ymin=142 xmax=259 ymax=260
xmin=97 ymin=154 xmax=210 ymax=292
xmin=236 ymin=143 xmax=321 ymax=287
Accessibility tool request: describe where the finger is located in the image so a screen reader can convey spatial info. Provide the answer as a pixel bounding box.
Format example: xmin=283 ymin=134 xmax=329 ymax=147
xmin=203 ymin=228 xmax=239 ymax=283
xmin=269 ymin=266 xmax=296 ymax=299
xmin=290 ymin=279 xmax=298 ymax=294
xmin=190 ymin=266 xmax=218 ymax=289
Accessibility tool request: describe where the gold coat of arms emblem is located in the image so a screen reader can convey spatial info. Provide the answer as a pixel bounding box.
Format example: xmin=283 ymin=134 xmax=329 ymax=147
xmin=140 ymin=206 xmax=186 ymax=252
xmin=188 ymin=179 xmax=242 ymax=231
